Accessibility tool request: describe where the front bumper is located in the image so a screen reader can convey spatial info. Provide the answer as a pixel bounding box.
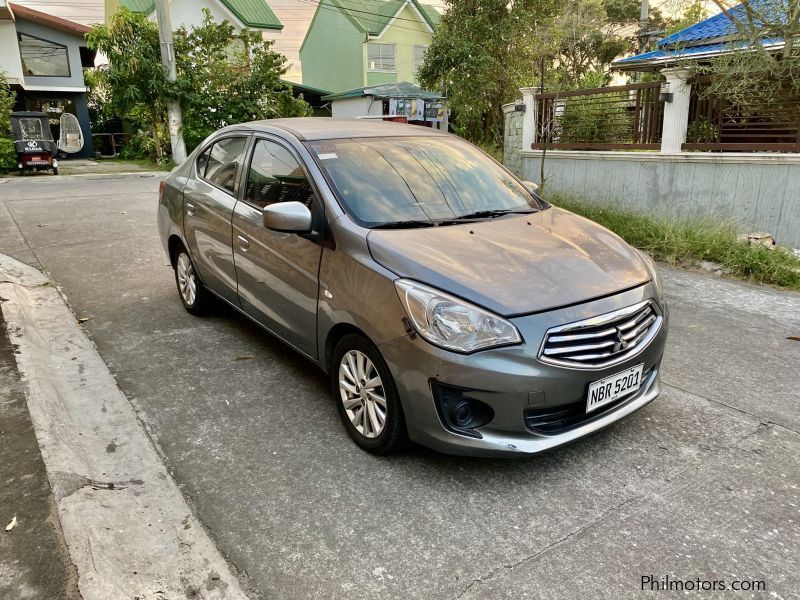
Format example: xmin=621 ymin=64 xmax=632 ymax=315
xmin=379 ymin=282 xmax=668 ymax=457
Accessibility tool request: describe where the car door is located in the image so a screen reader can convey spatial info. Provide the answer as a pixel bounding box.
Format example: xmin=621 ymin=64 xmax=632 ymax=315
xmin=232 ymin=136 xmax=325 ymax=359
xmin=182 ymin=135 xmax=250 ymax=304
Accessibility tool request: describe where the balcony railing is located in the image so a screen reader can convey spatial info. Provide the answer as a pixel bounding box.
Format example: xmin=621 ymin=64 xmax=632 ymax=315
xmin=683 ymin=77 xmax=800 ymax=152
xmin=534 ymin=81 xmax=664 ymax=151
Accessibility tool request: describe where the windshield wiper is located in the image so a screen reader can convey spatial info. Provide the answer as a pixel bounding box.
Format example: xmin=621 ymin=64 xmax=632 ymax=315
xmin=447 ymin=208 xmax=537 ymax=222
xmin=370 ymin=220 xmax=436 ymax=230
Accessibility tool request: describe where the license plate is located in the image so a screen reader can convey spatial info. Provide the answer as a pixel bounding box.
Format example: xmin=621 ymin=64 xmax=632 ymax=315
xmin=586 ymin=364 xmax=644 ymax=413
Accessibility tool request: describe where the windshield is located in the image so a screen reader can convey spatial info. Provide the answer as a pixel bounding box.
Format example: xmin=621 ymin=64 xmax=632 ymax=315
xmin=20 ymin=118 xmax=45 ymax=140
xmin=307 ymin=136 xmax=543 ymax=227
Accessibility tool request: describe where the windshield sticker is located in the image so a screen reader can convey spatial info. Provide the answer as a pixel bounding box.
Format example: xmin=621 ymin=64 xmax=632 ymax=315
xmin=317 ymin=153 xmax=338 ymax=160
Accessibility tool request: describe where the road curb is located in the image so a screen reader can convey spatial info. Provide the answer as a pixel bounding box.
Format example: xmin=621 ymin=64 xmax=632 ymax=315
xmin=0 ymin=253 xmax=249 ymax=600
xmin=0 ymin=171 xmax=167 ymax=183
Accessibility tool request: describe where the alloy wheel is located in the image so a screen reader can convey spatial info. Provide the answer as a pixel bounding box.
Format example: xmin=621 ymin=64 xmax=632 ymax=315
xmin=176 ymin=253 xmax=197 ymax=306
xmin=338 ymin=350 xmax=387 ymax=438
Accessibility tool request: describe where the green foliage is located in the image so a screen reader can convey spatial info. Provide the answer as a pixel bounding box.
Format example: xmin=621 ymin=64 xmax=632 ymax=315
xmin=174 ymin=10 xmax=310 ymax=150
xmin=553 ymin=195 xmax=800 ymax=290
xmin=548 ymin=0 xmax=632 ymax=87
xmin=86 ymin=11 xmax=168 ymax=115
xmin=0 ymin=138 xmax=15 ymax=173
xmin=418 ymin=0 xmax=560 ymax=146
xmin=84 ymin=66 xmax=115 ymax=132
xmin=665 ymin=0 xmax=709 ymax=35
xmin=686 ymin=115 xmax=719 ymax=143
xmin=0 ymin=71 xmax=16 ymax=138
xmin=557 ymin=91 xmax=633 ymax=143
xmin=87 ymin=9 xmax=168 ymax=159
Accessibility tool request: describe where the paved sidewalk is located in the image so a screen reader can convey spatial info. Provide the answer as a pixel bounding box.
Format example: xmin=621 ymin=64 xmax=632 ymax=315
xmin=0 ymin=311 xmax=80 ymax=600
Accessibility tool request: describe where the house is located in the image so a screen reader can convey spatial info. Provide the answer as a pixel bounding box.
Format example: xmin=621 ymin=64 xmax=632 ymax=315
xmin=105 ymin=0 xmax=284 ymax=33
xmin=105 ymin=0 xmax=290 ymax=77
xmin=322 ymin=80 xmax=446 ymax=128
xmin=613 ymin=1 xmax=786 ymax=71
xmin=502 ymin=1 xmax=800 ymax=250
xmin=0 ymin=1 xmax=95 ymax=158
xmin=299 ymin=0 xmax=441 ymax=94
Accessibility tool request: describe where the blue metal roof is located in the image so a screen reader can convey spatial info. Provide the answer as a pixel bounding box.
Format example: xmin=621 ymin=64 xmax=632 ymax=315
xmin=615 ymin=0 xmax=787 ymax=68
xmin=615 ymin=36 xmax=784 ymax=66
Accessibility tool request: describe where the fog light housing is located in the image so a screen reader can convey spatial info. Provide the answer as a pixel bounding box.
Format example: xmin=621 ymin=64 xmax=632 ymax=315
xmin=431 ymin=380 xmax=494 ymax=438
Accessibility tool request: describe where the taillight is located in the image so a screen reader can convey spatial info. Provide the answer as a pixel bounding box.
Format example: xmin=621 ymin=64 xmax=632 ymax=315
xmin=159 ymin=180 xmax=165 ymax=199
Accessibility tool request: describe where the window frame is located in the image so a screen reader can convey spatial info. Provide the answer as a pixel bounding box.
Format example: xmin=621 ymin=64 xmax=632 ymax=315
xmin=241 ymin=135 xmax=322 ymax=212
xmin=366 ymin=42 xmax=397 ymax=72
xmin=241 ymin=134 xmax=327 ymax=242
xmin=413 ymin=44 xmax=428 ymax=75
xmin=17 ymin=32 xmax=71 ymax=78
xmin=195 ymin=134 xmax=251 ymax=198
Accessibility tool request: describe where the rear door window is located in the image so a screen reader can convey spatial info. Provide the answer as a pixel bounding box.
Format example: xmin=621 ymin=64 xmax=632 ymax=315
xmin=203 ymin=136 xmax=248 ymax=195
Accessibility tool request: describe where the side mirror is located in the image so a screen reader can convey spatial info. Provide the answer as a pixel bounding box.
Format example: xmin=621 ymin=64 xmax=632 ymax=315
xmin=262 ymin=201 xmax=313 ymax=234
xmin=522 ymin=180 xmax=539 ymax=193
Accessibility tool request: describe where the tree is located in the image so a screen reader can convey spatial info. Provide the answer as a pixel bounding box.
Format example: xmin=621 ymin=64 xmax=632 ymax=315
xmin=87 ymin=9 xmax=170 ymax=159
xmin=0 ymin=71 xmax=16 ymax=137
xmin=0 ymin=72 xmax=16 ymax=172
xmin=418 ymin=0 xmax=559 ymax=146
xmin=173 ymin=10 xmax=310 ymax=150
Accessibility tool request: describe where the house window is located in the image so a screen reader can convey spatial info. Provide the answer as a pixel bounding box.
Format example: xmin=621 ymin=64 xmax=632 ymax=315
xmin=413 ymin=45 xmax=428 ymax=75
xmin=367 ymin=43 xmax=396 ymax=72
xmin=18 ymin=33 xmax=70 ymax=77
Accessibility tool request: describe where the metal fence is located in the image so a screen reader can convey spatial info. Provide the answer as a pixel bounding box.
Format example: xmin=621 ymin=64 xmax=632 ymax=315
xmin=534 ymin=81 xmax=664 ymax=150
xmin=683 ymin=77 xmax=800 ymax=152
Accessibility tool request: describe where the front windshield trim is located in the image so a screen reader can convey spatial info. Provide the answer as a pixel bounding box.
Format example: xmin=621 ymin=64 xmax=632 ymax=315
xmin=305 ymin=135 xmax=547 ymax=230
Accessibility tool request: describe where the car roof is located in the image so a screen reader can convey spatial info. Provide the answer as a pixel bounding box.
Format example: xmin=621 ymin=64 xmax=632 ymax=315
xmin=240 ymin=117 xmax=449 ymax=141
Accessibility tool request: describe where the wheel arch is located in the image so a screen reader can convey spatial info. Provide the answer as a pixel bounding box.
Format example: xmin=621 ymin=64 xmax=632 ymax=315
xmin=167 ymin=234 xmax=185 ymax=268
xmin=324 ymin=322 xmax=373 ymax=373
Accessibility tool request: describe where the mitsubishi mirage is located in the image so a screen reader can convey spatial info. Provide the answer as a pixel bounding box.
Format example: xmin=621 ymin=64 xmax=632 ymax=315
xmin=157 ymin=118 xmax=668 ymax=456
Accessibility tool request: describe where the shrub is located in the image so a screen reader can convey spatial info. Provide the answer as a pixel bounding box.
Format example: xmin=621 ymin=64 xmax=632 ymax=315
xmin=0 ymin=138 xmax=16 ymax=173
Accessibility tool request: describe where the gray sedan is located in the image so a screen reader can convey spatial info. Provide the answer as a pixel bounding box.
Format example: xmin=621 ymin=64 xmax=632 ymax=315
xmin=157 ymin=118 xmax=668 ymax=456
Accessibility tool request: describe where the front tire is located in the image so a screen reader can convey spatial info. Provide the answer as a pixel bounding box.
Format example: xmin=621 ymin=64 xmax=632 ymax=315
xmin=174 ymin=248 xmax=211 ymax=315
xmin=331 ymin=334 xmax=407 ymax=454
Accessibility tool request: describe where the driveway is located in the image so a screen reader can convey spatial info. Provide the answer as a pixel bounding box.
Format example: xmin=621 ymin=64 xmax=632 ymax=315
xmin=1 ymin=173 xmax=798 ymax=599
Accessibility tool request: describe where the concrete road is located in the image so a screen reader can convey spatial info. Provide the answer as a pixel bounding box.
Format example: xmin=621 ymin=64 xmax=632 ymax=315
xmin=1 ymin=173 xmax=798 ymax=599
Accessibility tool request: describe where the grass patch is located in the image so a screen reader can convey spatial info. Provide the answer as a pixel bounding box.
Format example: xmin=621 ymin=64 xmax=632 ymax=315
xmin=103 ymin=157 xmax=174 ymax=171
xmin=552 ymin=195 xmax=800 ymax=291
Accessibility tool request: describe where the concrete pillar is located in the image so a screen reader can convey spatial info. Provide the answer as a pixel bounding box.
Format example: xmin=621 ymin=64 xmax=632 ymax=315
xmin=660 ymin=68 xmax=691 ymax=154
xmin=519 ymin=87 xmax=540 ymax=151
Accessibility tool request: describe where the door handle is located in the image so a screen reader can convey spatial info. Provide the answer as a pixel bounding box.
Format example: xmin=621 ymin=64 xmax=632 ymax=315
xmin=186 ymin=202 xmax=195 ymax=217
xmin=237 ymin=234 xmax=250 ymax=252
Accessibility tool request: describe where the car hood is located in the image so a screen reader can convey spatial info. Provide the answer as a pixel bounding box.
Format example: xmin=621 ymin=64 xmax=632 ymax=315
xmin=366 ymin=207 xmax=650 ymax=316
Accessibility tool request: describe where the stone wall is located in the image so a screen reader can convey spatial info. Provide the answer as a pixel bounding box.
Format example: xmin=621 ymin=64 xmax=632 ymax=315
xmin=517 ymin=149 xmax=800 ymax=249
xmin=503 ymin=103 xmax=523 ymax=176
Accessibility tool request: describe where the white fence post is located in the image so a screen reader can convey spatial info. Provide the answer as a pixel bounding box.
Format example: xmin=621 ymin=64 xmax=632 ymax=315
xmin=520 ymin=87 xmax=539 ymax=151
xmin=660 ymin=68 xmax=691 ymax=154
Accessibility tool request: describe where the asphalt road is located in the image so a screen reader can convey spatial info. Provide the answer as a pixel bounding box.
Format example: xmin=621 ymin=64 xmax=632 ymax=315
xmin=1 ymin=173 xmax=799 ymax=599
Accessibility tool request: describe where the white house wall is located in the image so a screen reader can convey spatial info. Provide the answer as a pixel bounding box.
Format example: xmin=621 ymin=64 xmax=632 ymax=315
xmin=331 ymin=97 xmax=383 ymax=118
xmin=0 ymin=20 xmax=24 ymax=84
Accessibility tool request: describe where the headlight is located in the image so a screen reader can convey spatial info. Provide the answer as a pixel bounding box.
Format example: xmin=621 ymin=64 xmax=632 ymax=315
xmin=638 ymin=251 xmax=665 ymax=301
xmin=394 ymin=279 xmax=522 ymax=353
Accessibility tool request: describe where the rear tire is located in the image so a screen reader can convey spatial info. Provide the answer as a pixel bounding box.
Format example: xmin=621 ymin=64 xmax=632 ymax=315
xmin=331 ymin=333 xmax=407 ymax=454
xmin=174 ymin=247 xmax=212 ymax=315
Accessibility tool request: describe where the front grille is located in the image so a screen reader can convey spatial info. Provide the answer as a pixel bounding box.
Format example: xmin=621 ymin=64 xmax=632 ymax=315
xmin=538 ymin=300 xmax=662 ymax=369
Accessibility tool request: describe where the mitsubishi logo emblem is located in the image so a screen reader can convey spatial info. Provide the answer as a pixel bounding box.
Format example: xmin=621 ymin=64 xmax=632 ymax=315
xmin=613 ymin=328 xmax=629 ymax=353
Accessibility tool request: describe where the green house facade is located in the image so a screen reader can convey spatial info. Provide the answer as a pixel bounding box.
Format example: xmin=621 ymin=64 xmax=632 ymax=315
xmin=300 ymin=0 xmax=440 ymax=94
